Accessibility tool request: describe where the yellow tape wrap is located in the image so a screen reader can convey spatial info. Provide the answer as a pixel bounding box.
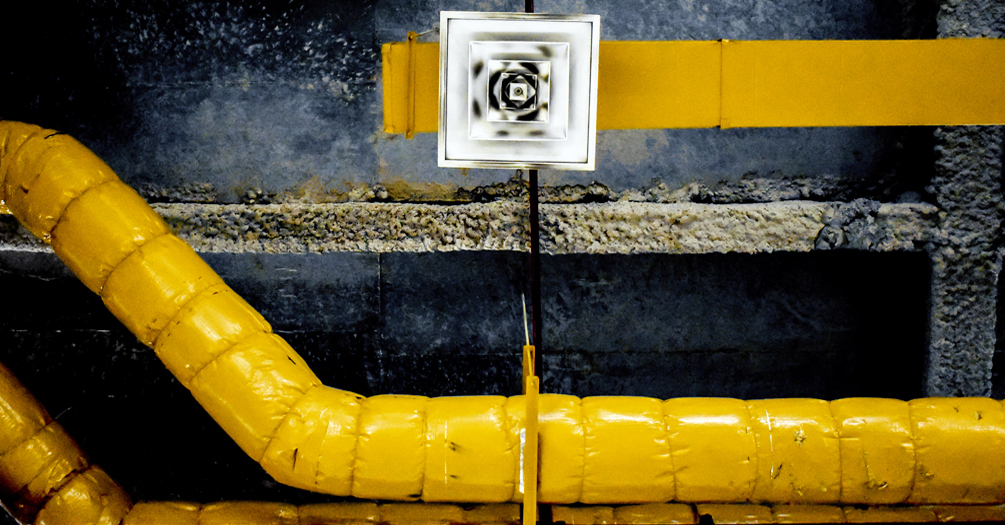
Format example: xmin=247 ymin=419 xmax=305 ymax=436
xmin=831 ymin=398 xmax=914 ymax=504
xmin=34 ymin=466 xmax=131 ymax=525
xmin=665 ymin=398 xmax=756 ymax=502
xmin=200 ymin=502 xmax=299 ymax=525
xmin=102 ymin=234 xmax=224 ymax=345
xmin=123 ymin=501 xmax=522 ymax=525
xmin=2 ymin=128 xmax=60 ymax=218
xmin=0 ymin=365 xmax=49 ymax=455
xmin=421 ymin=396 xmax=515 ymax=503
xmin=534 ymin=394 xmax=585 ymax=504
xmin=189 ymin=332 xmax=321 ymax=461
xmin=5 ymin=133 xmax=117 ymax=239
xmin=0 ymin=361 xmax=92 ymax=523
xmin=261 ymin=385 xmax=362 ymax=494
xmin=353 ymin=394 xmax=428 ymax=500
xmin=582 ymin=397 xmax=674 ymax=504
xmin=299 ymin=502 xmax=379 ymax=524
xmin=748 ymin=399 xmax=840 ymax=504
xmin=553 ymin=505 xmax=616 ymax=525
xmin=0 ymin=122 xmax=50 ymax=214
xmin=771 ymin=504 xmax=845 ymax=523
xmin=380 ymin=502 xmax=465 ymax=524
xmin=123 ymin=502 xmax=201 ymax=525
xmin=0 ymin=422 xmax=83 ymax=499
xmin=842 ymin=505 xmax=937 ymax=523
xmin=10 ymin=121 xmax=1005 ymax=509
xmin=908 ymin=397 xmax=1005 ymax=504
xmin=697 ymin=503 xmax=772 ymax=524
xmin=613 ymin=503 xmax=696 ymax=524
xmin=154 ymin=283 xmax=272 ymax=388
xmin=463 ymin=503 xmax=520 ymax=524
xmin=504 ymin=393 xmax=586 ymax=504
xmin=51 ymin=181 xmax=171 ymax=294
xmin=932 ymin=505 xmax=1005 ymax=522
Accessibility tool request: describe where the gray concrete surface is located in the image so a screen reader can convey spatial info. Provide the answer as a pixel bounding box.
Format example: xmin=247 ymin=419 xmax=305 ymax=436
xmin=4 ymin=0 xmax=938 ymax=203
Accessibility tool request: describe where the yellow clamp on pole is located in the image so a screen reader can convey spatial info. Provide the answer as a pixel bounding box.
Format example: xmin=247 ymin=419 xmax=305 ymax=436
xmin=406 ymin=31 xmax=418 ymax=139
xmin=523 ymin=374 xmax=539 ymax=525
xmin=521 ymin=296 xmax=539 ymax=524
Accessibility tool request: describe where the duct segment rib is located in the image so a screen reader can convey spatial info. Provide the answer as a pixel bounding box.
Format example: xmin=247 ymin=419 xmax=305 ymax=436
xmin=906 ymin=399 xmax=921 ymax=503
xmin=259 ymin=384 xmax=362 ymax=495
xmin=744 ymin=400 xmax=762 ymax=501
xmin=659 ymin=399 xmax=677 ymax=503
xmin=337 ymin=403 xmax=363 ymax=495
xmin=4 ymin=132 xmax=118 ymax=242
xmin=825 ymin=400 xmax=840 ymax=504
xmin=260 ymin=384 xmax=319 ymax=466
xmin=0 ymin=126 xmax=59 ymax=203
xmin=52 ymin=183 xmax=172 ymax=296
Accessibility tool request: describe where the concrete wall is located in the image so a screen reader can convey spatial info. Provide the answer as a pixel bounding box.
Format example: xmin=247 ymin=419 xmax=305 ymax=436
xmin=1 ymin=0 xmax=1002 ymax=509
xmin=6 ymin=0 xmax=938 ymax=203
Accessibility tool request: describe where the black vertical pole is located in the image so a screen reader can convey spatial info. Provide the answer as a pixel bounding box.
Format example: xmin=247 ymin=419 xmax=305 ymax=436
xmin=523 ymin=0 xmax=543 ymax=387
xmin=524 ymin=3 xmax=549 ymax=525
xmin=529 ymin=169 xmax=543 ymax=369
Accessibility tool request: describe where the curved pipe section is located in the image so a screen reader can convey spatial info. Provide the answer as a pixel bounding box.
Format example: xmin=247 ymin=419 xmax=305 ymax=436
xmin=3 ymin=121 xmax=1005 ymax=506
xmin=0 ymin=360 xmax=131 ymax=525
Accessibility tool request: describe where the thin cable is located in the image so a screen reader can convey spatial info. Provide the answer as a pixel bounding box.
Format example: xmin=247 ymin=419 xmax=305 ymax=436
xmin=528 ymin=169 xmax=543 ymax=371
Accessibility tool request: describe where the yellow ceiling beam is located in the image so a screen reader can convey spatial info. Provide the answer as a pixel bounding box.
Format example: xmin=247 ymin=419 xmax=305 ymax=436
xmin=381 ymin=39 xmax=1005 ymax=134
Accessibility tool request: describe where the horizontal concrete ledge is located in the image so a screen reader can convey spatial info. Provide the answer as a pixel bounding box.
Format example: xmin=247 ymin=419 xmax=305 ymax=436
xmin=0 ymin=201 xmax=938 ymax=255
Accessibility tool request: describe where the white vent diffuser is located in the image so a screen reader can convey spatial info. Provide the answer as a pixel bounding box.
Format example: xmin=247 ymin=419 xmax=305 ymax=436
xmin=438 ymin=11 xmax=600 ymax=170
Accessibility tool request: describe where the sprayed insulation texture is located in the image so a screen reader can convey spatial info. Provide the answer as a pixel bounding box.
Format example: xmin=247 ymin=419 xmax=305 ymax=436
xmin=1 ymin=200 xmax=937 ymax=255
xmin=926 ymin=0 xmax=1005 ymax=396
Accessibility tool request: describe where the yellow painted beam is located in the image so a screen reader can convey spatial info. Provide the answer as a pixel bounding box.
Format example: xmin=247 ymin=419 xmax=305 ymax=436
xmin=382 ymin=39 xmax=1005 ymax=133
xmin=598 ymin=41 xmax=721 ymax=129
xmin=721 ymin=39 xmax=1005 ymax=128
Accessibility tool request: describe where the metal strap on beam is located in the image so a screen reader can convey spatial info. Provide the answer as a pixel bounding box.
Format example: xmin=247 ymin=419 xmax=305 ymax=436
xmin=381 ymin=39 xmax=1005 ymax=133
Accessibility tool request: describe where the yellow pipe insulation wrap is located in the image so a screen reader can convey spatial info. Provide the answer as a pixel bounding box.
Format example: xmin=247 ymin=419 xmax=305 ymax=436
xmin=4 ymin=120 xmax=1005 ymax=506
xmin=8 ymin=355 xmax=1005 ymax=525
xmin=0 ymin=362 xmax=131 ymax=524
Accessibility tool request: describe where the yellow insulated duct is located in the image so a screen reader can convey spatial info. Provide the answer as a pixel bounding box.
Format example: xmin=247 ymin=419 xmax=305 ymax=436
xmin=6 ymin=353 xmax=1005 ymax=525
xmin=4 ymin=120 xmax=1005 ymax=507
xmin=0 ymin=360 xmax=131 ymax=525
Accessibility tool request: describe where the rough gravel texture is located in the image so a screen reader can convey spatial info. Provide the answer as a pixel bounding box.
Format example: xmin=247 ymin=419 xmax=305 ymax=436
xmin=149 ymin=201 xmax=935 ymax=255
xmin=925 ymin=127 xmax=1004 ymax=396
xmin=1 ymin=201 xmax=938 ymax=256
xmin=923 ymin=0 xmax=1005 ymax=396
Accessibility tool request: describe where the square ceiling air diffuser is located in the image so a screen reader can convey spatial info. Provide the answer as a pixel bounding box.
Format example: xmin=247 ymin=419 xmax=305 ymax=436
xmin=438 ymin=11 xmax=600 ymax=171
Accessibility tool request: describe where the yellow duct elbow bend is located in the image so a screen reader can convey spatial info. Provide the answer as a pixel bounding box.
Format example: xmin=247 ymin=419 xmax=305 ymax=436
xmin=6 ymin=121 xmax=1005 ymax=506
